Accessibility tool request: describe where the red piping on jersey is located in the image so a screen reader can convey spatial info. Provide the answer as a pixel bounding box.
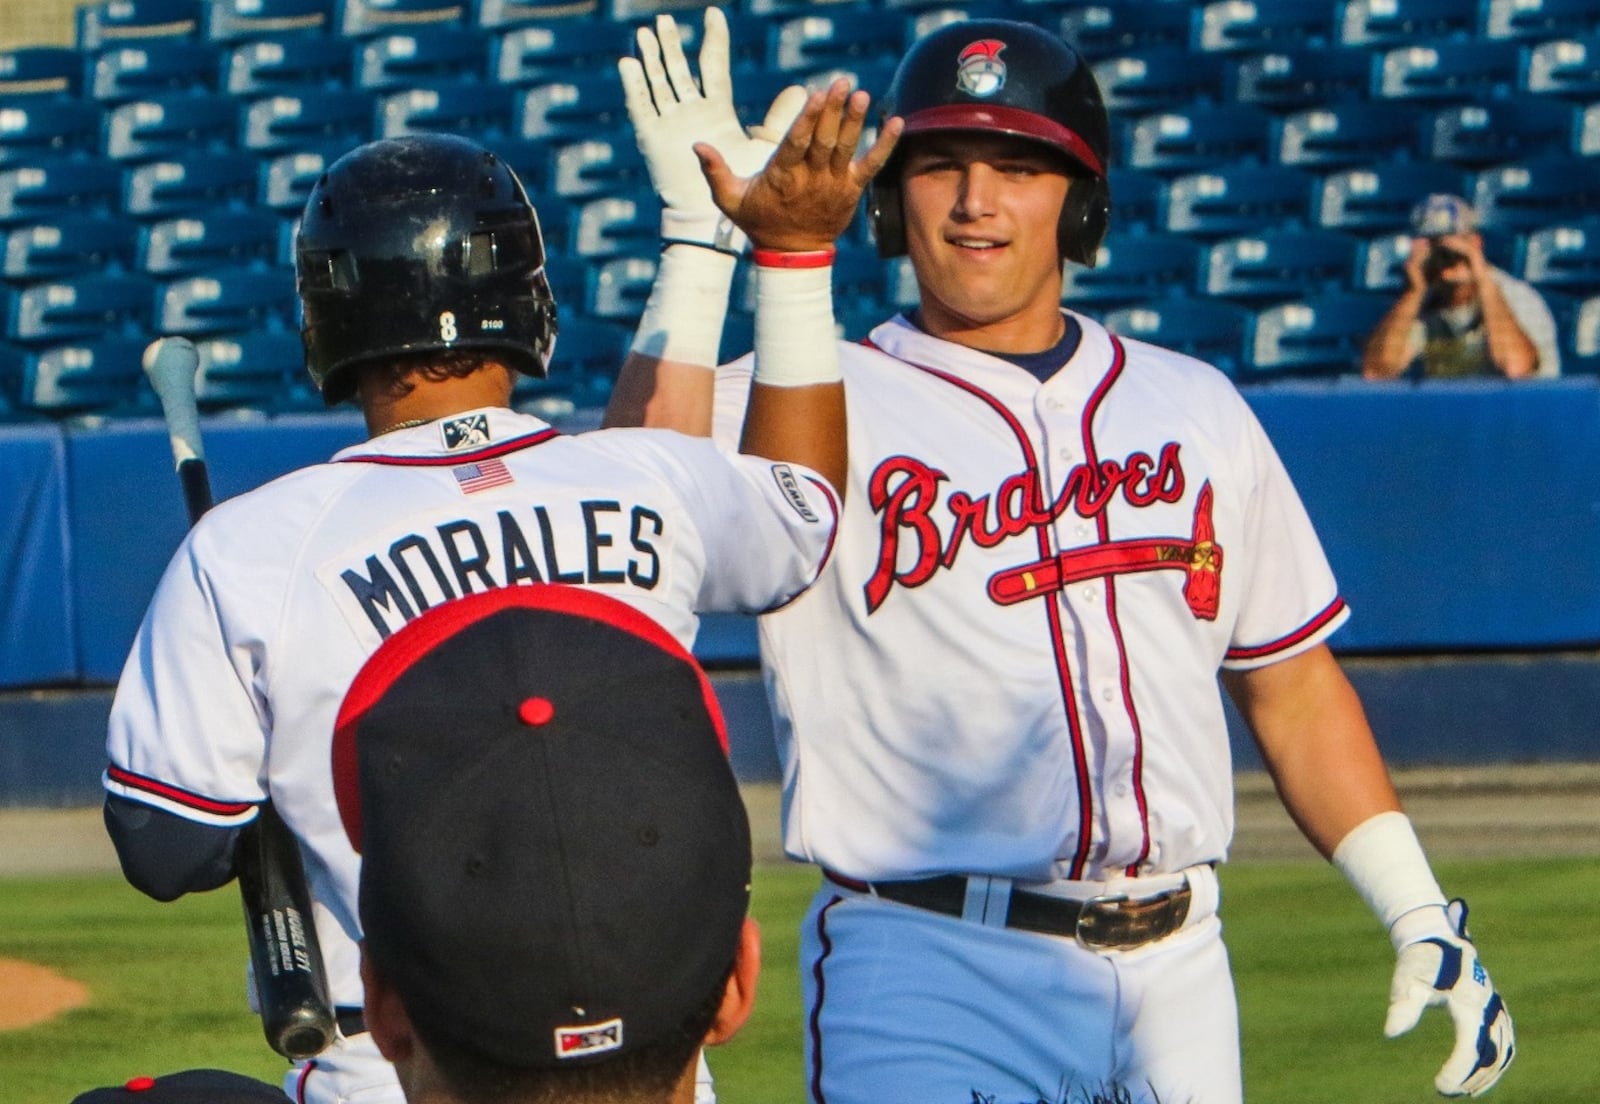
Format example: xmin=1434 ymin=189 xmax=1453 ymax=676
xmin=808 ymin=895 xmax=844 ymax=1104
xmin=1079 ymin=336 xmax=1155 ymax=876
xmin=869 ymin=342 xmax=1097 ymax=885
xmin=763 ymin=474 xmax=844 ymax=614
xmin=104 ymin=764 xmax=257 ymax=817
xmin=1227 ymin=597 xmax=1348 ymax=661
xmin=332 ymin=427 xmax=559 ymax=467
xmin=294 ymin=1059 xmax=317 ymax=1104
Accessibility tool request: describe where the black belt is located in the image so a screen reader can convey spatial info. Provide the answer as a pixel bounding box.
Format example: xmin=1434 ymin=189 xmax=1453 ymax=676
xmin=335 ymin=1007 xmax=366 ymax=1038
xmin=826 ymin=872 xmax=1192 ymax=950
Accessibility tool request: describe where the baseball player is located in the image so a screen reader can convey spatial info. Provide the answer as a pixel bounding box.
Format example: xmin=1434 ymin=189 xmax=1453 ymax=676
xmin=609 ymin=15 xmax=1515 ymax=1104
xmin=102 ymin=133 xmax=839 ymax=1104
xmin=338 ymin=585 xmax=760 ymax=1104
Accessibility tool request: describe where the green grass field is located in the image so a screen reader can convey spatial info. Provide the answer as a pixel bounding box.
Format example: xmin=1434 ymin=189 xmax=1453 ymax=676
xmin=1 ymin=858 xmax=1592 ymax=1103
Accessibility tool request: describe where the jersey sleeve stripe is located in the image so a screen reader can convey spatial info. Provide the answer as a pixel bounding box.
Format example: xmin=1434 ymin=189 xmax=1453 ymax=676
xmin=1225 ymin=597 xmax=1349 ymax=662
xmin=104 ymin=763 xmax=259 ymax=817
xmin=761 ymin=474 xmax=842 ymax=614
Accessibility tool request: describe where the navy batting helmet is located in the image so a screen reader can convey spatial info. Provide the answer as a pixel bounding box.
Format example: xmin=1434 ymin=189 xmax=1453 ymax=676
xmin=868 ymin=20 xmax=1111 ymax=267
xmin=296 ymin=134 xmax=558 ymax=405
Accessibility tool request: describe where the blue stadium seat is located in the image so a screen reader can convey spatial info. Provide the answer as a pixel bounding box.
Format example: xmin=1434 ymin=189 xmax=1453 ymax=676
xmin=1102 ymin=298 xmax=1252 ymax=377
xmin=1161 ymin=165 xmax=1314 ymax=237
xmin=0 ymin=100 xmax=104 ymax=165
xmin=520 ymin=316 xmax=627 ymax=392
xmin=1201 ymin=228 xmax=1357 ymax=301
xmin=1580 ymin=102 xmax=1600 ymax=156
xmin=1313 ymin=162 xmax=1468 ymax=232
xmin=586 ymin=254 xmax=657 ymax=319
xmin=204 ymin=0 xmax=336 ymax=42
xmin=1372 ymin=41 xmax=1521 ymax=104
xmin=1475 ymin=155 xmax=1600 ymax=230
xmin=155 ymin=267 xmax=298 ymax=336
xmin=1093 ymin=47 xmax=1226 ymax=114
xmin=1274 ymin=101 xmax=1424 ymax=168
xmin=102 ymin=92 xmax=239 ymax=162
xmin=86 ymin=40 xmax=221 ymax=102
xmin=1482 ymin=0 xmax=1599 ymax=42
xmin=1521 ymin=35 xmax=1600 ymax=100
xmin=5 ymin=274 xmax=155 ymax=344
xmin=336 ymin=0 xmax=467 ymax=38
xmin=0 ymin=158 xmax=122 ymax=225
xmin=355 ymin=27 xmax=487 ymax=89
xmin=1421 ymin=96 xmax=1579 ymax=167
xmin=571 ymin=195 xmax=659 ymax=259
xmin=770 ymin=10 xmax=903 ymax=73
xmin=222 ymin=36 xmax=353 ymax=96
xmin=1337 ymin=0 xmax=1481 ymax=48
xmin=1106 ymin=167 xmax=1164 ymax=234
xmin=478 ymin=0 xmax=601 ymax=28
xmin=515 ymin=73 xmax=629 ymax=143
xmin=1244 ymin=292 xmax=1390 ymax=378
xmin=15 ymin=336 xmax=151 ymax=413
xmin=3 ymin=215 xmax=137 ymax=280
xmin=1060 ymin=232 xmax=1204 ymax=306
xmin=1054 ymin=2 xmax=1192 ymax=62
xmin=1227 ymin=45 xmax=1370 ymax=111
xmin=605 ymin=0 xmax=703 ymax=21
xmin=490 ymin=22 xmax=632 ymax=86
xmin=0 ymin=47 xmax=81 ymax=98
xmin=1349 ymin=227 xmax=1518 ymax=291
xmin=1121 ymin=103 xmax=1273 ymax=175
xmin=373 ymin=81 xmax=516 ymax=138
xmin=744 ymin=0 xmax=870 ymax=16
xmin=899 ymin=4 xmax=1030 ymax=41
xmin=193 ymin=330 xmax=303 ymax=408
xmin=258 ymin=142 xmax=354 ymax=211
xmin=1560 ymin=292 xmax=1600 ymax=373
xmin=77 ymin=0 xmax=203 ymax=51
xmin=138 ymin=209 xmax=284 ymax=275
xmin=241 ymin=88 xmax=375 ymax=153
xmin=548 ymin=137 xmax=648 ymax=198
xmin=1519 ymin=218 xmax=1600 ymax=294
xmin=124 ymin=152 xmax=259 ymax=219
xmin=1193 ymin=0 xmax=1336 ymax=54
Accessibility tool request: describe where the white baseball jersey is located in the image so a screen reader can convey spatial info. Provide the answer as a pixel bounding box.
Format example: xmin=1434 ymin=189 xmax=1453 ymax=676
xmin=714 ymin=313 xmax=1347 ymax=884
xmin=105 ymin=406 xmax=835 ymax=1055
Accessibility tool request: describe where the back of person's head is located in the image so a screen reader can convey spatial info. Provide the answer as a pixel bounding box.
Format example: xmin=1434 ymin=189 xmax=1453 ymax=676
xmin=332 ymin=585 xmax=754 ymax=1104
xmin=295 ymin=134 xmax=559 ymax=407
xmin=867 ymin=18 xmax=1112 ymax=267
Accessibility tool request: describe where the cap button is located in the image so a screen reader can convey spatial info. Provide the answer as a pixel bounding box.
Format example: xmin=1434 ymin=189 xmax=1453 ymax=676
xmin=518 ymin=697 xmax=554 ymax=726
xmin=124 ymin=1078 xmax=157 ymax=1093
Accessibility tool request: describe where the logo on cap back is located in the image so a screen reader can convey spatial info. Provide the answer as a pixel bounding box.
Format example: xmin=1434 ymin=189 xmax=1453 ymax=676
xmin=956 ymin=39 xmax=1006 ymax=97
xmin=555 ymin=1017 xmax=624 ymax=1059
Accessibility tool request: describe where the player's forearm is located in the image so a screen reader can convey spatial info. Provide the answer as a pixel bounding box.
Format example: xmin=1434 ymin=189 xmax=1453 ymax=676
xmin=740 ymin=382 xmax=846 ymax=493
xmin=1476 ymin=278 xmax=1540 ymax=379
xmin=603 ymin=353 xmax=718 ymax=434
xmin=1360 ymin=291 xmax=1425 ymax=380
xmin=1223 ymin=645 xmax=1401 ymax=858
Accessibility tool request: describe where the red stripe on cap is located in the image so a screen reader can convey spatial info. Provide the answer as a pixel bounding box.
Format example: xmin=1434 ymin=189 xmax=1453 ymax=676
xmin=903 ymin=103 xmax=1105 ymax=177
xmin=331 ymin=584 xmax=728 ymax=853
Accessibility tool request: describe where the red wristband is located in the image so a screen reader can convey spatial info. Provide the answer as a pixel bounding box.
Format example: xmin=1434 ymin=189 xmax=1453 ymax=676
xmin=751 ymin=247 xmax=837 ymax=269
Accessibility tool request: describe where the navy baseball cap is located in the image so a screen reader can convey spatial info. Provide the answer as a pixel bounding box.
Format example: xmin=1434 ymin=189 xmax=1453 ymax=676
xmin=70 ymin=1071 xmax=286 ymax=1104
xmin=331 ymin=584 xmax=750 ymax=1069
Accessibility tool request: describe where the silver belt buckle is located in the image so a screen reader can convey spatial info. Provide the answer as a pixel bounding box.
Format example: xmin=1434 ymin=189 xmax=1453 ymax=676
xmin=1074 ymin=893 xmax=1131 ymax=950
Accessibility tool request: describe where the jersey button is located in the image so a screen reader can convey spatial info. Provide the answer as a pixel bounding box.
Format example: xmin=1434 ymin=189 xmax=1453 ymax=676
xmin=1100 ymin=685 xmax=1115 ymax=702
xmin=1113 ymin=782 xmax=1131 ymax=798
xmin=1082 ymin=586 xmax=1097 ymax=601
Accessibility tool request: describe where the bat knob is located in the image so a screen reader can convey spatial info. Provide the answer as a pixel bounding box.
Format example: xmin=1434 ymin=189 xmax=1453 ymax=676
xmin=275 ymin=1010 xmax=336 ymax=1060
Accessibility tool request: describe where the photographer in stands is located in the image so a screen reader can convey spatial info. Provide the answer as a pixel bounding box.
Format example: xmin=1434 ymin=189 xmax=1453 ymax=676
xmin=1363 ymin=193 xmax=1560 ymax=380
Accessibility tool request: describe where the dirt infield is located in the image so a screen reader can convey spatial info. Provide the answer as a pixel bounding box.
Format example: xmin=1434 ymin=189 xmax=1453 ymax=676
xmin=4 ymin=763 xmax=1597 ymax=877
xmin=0 ymin=959 xmax=89 ymax=1030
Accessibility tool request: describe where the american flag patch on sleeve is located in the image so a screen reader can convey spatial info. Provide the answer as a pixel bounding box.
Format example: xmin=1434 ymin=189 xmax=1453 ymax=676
xmin=453 ymin=457 xmax=514 ymax=494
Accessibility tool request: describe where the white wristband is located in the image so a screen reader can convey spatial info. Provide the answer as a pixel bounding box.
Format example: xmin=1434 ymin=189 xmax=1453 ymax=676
xmin=1331 ymin=811 xmax=1449 ymax=951
xmin=629 ymin=243 xmax=736 ymax=368
xmin=752 ymin=260 xmax=842 ymax=388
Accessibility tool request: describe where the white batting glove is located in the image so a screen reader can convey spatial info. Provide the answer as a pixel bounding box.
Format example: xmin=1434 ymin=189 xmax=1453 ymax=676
xmin=1385 ymin=899 xmax=1515 ymax=1097
xmin=617 ymin=7 xmax=806 ymax=252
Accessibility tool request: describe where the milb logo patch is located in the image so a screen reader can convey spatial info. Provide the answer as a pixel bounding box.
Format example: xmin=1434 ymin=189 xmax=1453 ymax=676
xmin=442 ymin=414 xmax=492 ymax=450
xmin=771 ymin=464 xmax=819 ymax=522
xmin=554 ymin=1017 xmax=623 ymax=1059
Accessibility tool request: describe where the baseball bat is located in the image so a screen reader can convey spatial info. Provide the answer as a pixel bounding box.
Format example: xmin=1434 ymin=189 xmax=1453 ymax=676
xmin=143 ymin=336 xmax=337 ymax=1061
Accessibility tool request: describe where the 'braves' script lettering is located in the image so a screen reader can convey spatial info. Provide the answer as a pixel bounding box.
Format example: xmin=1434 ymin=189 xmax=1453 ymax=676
xmin=864 ymin=443 xmax=1186 ymax=612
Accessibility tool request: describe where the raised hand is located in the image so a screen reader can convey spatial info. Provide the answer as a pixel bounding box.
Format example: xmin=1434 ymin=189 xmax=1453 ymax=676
xmin=694 ymin=77 xmax=904 ymax=254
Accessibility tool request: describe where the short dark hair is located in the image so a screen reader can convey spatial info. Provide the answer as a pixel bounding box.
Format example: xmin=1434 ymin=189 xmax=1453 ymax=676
xmin=412 ymin=965 xmax=730 ymax=1104
xmin=354 ymin=348 xmax=504 ymax=401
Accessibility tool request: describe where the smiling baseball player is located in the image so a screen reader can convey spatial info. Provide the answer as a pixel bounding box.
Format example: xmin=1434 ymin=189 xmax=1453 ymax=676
xmin=103 ymin=132 xmax=838 ymax=1104
xmin=609 ymin=14 xmax=1515 ymax=1104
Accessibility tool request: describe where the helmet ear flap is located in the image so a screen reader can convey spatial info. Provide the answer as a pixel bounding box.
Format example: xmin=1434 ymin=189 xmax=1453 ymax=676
xmin=1058 ymin=175 xmax=1111 ymax=268
xmin=868 ymin=170 xmax=907 ymax=259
